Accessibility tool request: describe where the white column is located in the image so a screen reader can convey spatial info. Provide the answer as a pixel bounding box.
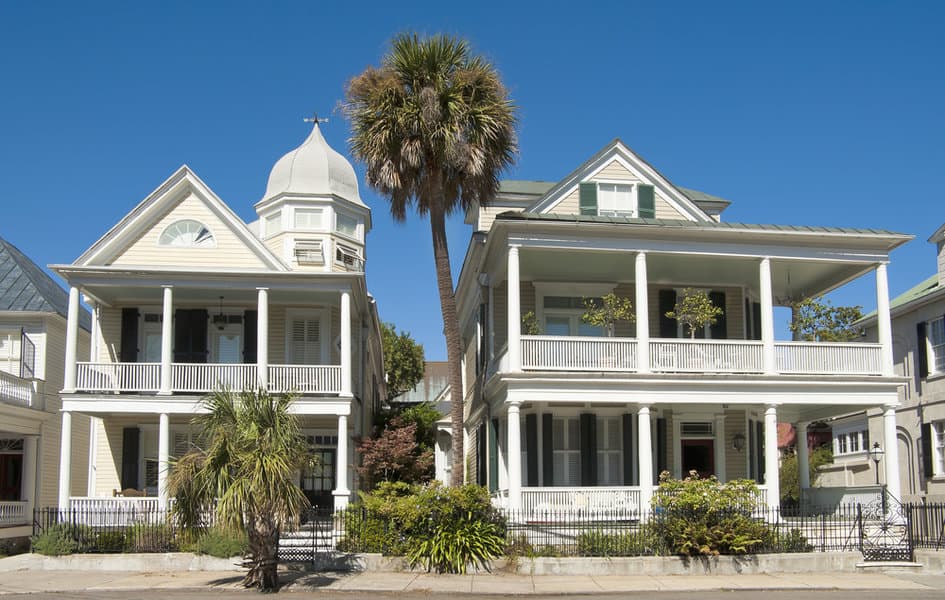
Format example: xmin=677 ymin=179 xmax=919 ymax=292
xmin=635 ymin=252 xmax=650 ymax=373
xmin=507 ymin=245 xmax=521 ymax=372
xmin=876 ymin=263 xmax=895 ymax=376
xmin=158 ymin=413 xmax=169 ymax=509
xmin=714 ymin=414 xmax=727 ymax=482
xmin=159 ymin=286 xmax=173 ymax=395
xmin=883 ymin=405 xmax=902 ymax=502
xmin=333 ymin=413 xmax=350 ymax=511
xmin=89 ymin=300 xmax=100 ymax=362
xmin=57 ymin=411 xmax=73 ymax=510
xmin=256 ymin=288 xmax=269 ymax=389
xmin=63 ymin=287 xmax=80 ymax=392
xmin=340 ymin=291 xmax=352 ymax=396
xmin=22 ymin=436 xmax=37 ymax=514
xmin=759 ymin=258 xmax=776 ymax=375
xmin=507 ymin=401 xmax=522 ymax=511
xmin=796 ymin=422 xmax=811 ymax=490
xmin=638 ymin=405 xmax=654 ymax=517
xmin=764 ymin=405 xmax=780 ymax=513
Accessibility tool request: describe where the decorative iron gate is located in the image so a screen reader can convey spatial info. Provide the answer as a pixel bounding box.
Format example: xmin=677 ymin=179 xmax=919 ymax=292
xmin=858 ymin=495 xmax=914 ymax=562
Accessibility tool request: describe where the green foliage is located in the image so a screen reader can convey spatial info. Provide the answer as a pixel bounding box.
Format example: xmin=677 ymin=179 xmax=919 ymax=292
xmin=31 ymin=524 xmax=79 ymax=556
xmin=665 ymin=288 xmax=723 ymax=338
xmin=521 ymin=311 xmax=540 ymax=335
xmin=652 ymin=472 xmax=770 ymax=555
xmin=123 ymin=522 xmax=177 ymax=553
xmin=773 ymin=528 xmax=813 ymax=553
xmin=576 ymin=528 xmax=665 ymax=557
xmin=779 ymin=445 xmax=834 ymax=506
xmin=356 ymin=416 xmax=434 ymax=488
xmin=188 ymin=527 xmax=249 ymax=558
xmin=381 ymin=322 xmax=425 ymax=400
xmin=396 ymin=402 xmax=441 ymax=451
xmin=407 ymin=518 xmax=505 ymax=574
xmin=788 ymin=297 xmax=864 ymax=342
xmin=581 ymin=293 xmax=635 ymax=337
xmin=95 ymin=530 xmax=127 ymax=553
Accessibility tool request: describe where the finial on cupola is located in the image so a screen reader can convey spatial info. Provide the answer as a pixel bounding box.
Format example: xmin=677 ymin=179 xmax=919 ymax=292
xmin=303 ymin=113 xmax=329 ymax=126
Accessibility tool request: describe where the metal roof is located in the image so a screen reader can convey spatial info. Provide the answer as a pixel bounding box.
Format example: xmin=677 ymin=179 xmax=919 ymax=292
xmin=498 ymin=180 xmax=731 ymax=207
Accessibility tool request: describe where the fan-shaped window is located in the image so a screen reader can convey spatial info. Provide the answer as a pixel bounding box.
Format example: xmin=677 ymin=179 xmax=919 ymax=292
xmin=158 ymin=220 xmax=216 ymax=248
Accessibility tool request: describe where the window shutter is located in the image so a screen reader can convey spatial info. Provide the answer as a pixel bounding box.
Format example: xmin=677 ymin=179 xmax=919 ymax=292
xmin=476 ymin=423 xmax=487 ymax=486
xmin=751 ymin=302 xmax=762 ymax=341
xmin=917 ymin=322 xmax=929 ymax=379
xmin=120 ymin=308 xmax=139 ymax=363
xmin=243 ymin=310 xmax=258 ymax=364
xmin=291 ymin=318 xmax=321 ymax=364
xmin=121 ymin=427 xmax=140 ymax=490
xmin=488 ymin=418 xmax=499 ymax=492
xmin=659 ymin=290 xmax=678 ymax=338
xmin=655 ymin=418 xmax=667 ymax=483
xmin=637 ymin=184 xmax=656 ymax=218
xmin=748 ymin=423 xmax=756 ymax=479
xmin=542 ymin=413 xmax=554 ymax=485
xmin=921 ymin=422 xmax=934 ymax=478
xmin=622 ymin=413 xmax=635 ymax=485
xmin=756 ymin=420 xmax=766 ymax=482
xmin=579 ymin=182 xmax=598 ymax=216
xmin=173 ymin=432 xmax=190 ymax=457
xmin=709 ymin=291 xmax=727 ymax=339
xmin=580 ymin=413 xmax=597 ymax=486
xmin=526 ymin=414 xmax=538 ymax=486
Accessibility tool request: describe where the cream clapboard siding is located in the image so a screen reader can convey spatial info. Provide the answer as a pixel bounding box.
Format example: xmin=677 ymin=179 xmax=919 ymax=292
xmin=464 ymin=334 xmax=477 ymax=398
xmin=548 ymin=160 xmax=688 ymax=220
xmin=725 ymin=409 xmax=747 ymax=480
xmin=478 ymin=206 xmax=511 ymax=233
xmin=97 ymin=306 xmax=122 ymax=362
xmin=109 ymin=192 xmax=267 ymax=269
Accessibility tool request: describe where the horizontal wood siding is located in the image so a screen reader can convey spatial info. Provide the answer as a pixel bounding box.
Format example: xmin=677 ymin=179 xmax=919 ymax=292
xmin=725 ymin=409 xmax=747 ymax=480
xmin=613 ymin=283 xmax=636 ymax=338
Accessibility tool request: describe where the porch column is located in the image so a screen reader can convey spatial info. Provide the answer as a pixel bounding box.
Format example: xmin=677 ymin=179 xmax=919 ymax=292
xmin=63 ymin=286 xmax=80 ymax=393
xmin=507 ymin=401 xmax=522 ymax=511
xmin=883 ymin=405 xmax=902 ymax=503
xmin=22 ymin=436 xmax=37 ymax=514
xmin=796 ymin=422 xmax=811 ymax=490
xmin=635 ymin=252 xmax=650 ymax=373
xmin=159 ymin=286 xmax=173 ymax=395
xmin=638 ymin=405 xmax=654 ymax=517
xmin=507 ymin=245 xmax=521 ymax=372
xmin=340 ymin=291 xmax=352 ymax=396
xmin=875 ymin=263 xmax=894 ymax=376
xmin=158 ymin=413 xmax=169 ymax=510
xmin=764 ymin=405 xmax=780 ymax=513
xmin=57 ymin=411 xmax=73 ymax=510
xmin=333 ymin=412 xmax=351 ymax=511
xmin=88 ymin=299 xmax=100 ymax=362
xmin=256 ymin=288 xmax=269 ymax=389
xmin=759 ymin=258 xmax=776 ymax=375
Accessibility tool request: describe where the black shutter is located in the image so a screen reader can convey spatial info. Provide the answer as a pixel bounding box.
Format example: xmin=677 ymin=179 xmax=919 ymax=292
xmin=637 ymin=184 xmax=656 ymax=218
xmin=659 ymin=290 xmax=678 ymax=338
xmin=174 ymin=310 xmax=189 ymax=363
xmin=579 ymin=182 xmax=598 ymax=216
xmin=476 ymin=423 xmax=487 ymax=486
xmin=488 ymin=418 xmax=499 ymax=492
xmin=922 ymin=422 xmax=934 ymax=478
xmin=175 ymin=309 xmax=209 ymax=363
xmin=751 ymin=302 xmax=762 ymax=341
xmin=756 ymin=420 xmax=766 ymax=483
xmin=656 ymin=417 xmax=667 ymax=483
xmin=917 ymin=322 xmax=929 ymax=379
xmin=243 ymin=310 xmax=258 ymax=364
xmin=622 ymin=413 xmax=635 ymax=485
xmin=120 ymin=427 xmax=140 ymax=490
xmin=709 ymin=291 xmax=727 ymax=339
xmin=580 ymin=413 xmax=597 ymax=486
xmin=542 ymin=413 xmax=554 ymax=486
xmin=526 ymin=414 xmax=538 ymax=486
xmin=748 ymin=422 xmax=756 ymax=480
xmin=120 ymin=308 xmax=139 ymax=363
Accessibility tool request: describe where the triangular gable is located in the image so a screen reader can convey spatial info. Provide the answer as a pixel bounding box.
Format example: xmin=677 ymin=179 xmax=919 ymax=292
xmin=530 ymin=139 xmax=712 ymax=222
xmin=76 ymin=166 xmax=288 ymax=271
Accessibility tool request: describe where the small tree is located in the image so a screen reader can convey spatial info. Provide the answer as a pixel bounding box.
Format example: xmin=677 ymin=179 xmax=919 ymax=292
xmin=788 ymin=297 xmax=864 ymax=342
xmin=382 ymin=322 xmax=425 ymax=400
xmin=581 ymin=293 xmax=635 ymax=337
xmin=356 ymin=416 xmax=434 ymax=488
xmin=521 ymin=311 xmax=540 ymax=335
xmin=665 ymin=288 xmax=723 ymax=339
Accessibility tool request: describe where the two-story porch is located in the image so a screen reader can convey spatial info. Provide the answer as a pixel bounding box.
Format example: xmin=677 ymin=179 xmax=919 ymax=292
xmin=0 ymin=334 xmax=41 ymax=530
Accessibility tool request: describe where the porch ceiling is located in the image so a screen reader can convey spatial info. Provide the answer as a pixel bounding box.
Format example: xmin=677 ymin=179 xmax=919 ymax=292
xmin=77 ymin=283 xmax=342 ymax=308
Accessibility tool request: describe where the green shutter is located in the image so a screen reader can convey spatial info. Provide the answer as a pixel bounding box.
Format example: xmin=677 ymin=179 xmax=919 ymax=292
xmin=655 ymin=418 xmax=667 ymax=484
xmin=542 ymin=414 xmax=554 ymax=485
xmin=709 ymin=291 xmax=727 ymax=340
xmin=525 ymin=414 xmax=538 ymax=486
xmin=638 ymin=184 xmax=655 ymax=218
xmin=579 ymin=182 xmax=598 ymax=215
xmin=488 ymin=418 xmax=499 ymax=492
xmin=622 ymin=413 xmax=635 ymax=485
xmin=917 ymin=322 xmax=929 ymax=378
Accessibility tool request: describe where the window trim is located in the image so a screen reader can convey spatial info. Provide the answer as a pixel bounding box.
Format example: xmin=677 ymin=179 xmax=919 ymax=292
xmin=832 ymin=421 xmax=870 ymax=457
xmin=334 ymin=211 xmax=361 ymax=241
xmin=294 ymin=238 xmax=325 ymax=266
xmin=293 ymin=207 xmax=325 ymax=231
xmin=596 ymin=181 xmax=637 ymax=218
xmin=157 ymin=219 xmax=216 ymax=248
xmin=928 ymin=316 xmax=945 ymax=375
xmin=933 ymin=421 xmax=945 ymax=477
xmin=334 ymin=243 xmax=363 ymax=271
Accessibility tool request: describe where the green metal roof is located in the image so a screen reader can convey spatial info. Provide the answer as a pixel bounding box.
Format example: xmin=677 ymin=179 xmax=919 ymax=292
xmin=676 ymin=186 xmax=731 ymax=206
xmin=498 ymin=180 xmax=731 ymax=207
xmin=862 ymin=274 xmax=942 ymax=321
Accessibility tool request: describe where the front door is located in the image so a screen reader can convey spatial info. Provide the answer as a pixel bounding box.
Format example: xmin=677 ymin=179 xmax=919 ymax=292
xmin=0 ymin=453 xmax=23 ymax=501
xmin=301 ymin=448 xmax=335 ymax=509
xmin=680 ymin=439 xmax=715 ymax=479
xmin=174 ymin=309 xmax=209 ymax=363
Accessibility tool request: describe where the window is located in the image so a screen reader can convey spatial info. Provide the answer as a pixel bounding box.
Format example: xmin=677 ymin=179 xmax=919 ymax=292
xmin=294 ymin=208 xmax=323 ymax=230
xmin=934 ymin=422 xmax=945 ymax=476
xmin=543 ymin=296 xmax=603 ymax=337
xmin=335 ymin=212 xmax=359 ymax=239
xmin=552 ymin=417 xmax=581 ymax=486
xmin=597 ymin=417 xmax=622 ymax=485
xmin=288 ymin=315 xmax=322 ymax=364
xmin=930 ymin=317 xmax=945 ymax=374
xmin=597 ymin=183 xmax=635 ymax=217
xmin=294 ymin=239 xmax=324 ymax=265
xmin=158 ymin=220 xmax=215 ymax=248
xmin=833 ymin=427 xmax=869 ymax=456
xmin=265 ymin=213 xmax=282 ymax=237
xmin=335 ymin=244 xmax=363 ymax=271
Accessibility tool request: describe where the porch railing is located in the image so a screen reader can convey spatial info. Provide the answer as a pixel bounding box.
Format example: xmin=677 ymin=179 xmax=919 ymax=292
xmin=518 ymin=486 xmax=644 ymax=518
xmin=172 ymin=363 xmax=258 ymax=393
xmin=75 ymin=362 xmax=161 ymax=393
xmin=650 ymin=339 xmax=764 ymax=373
xmin=0 ymin=369 xmax=34 ymax=407
xmin=67 ymin=497 xmax=162 ymax=526
xmin=0 ymin=500 xmax=28 ymax=526
xmin=268 ymin=364 xmax=342 ymax=393
xmin=521 ymin=335 xmax=638 ymax=371
xmin=776 ymin=341 xmax=883 ymax=375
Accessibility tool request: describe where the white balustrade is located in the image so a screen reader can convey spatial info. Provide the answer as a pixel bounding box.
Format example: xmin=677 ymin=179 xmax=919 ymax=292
xmin=75 ymin=362 xmax=161 ymax=392
xmin=518 ymin=486 xmax=642 ymax=519
xmin=650 ymin=339 xmax=764 ymax=373
xmin=521 ymin=335 xmax=637 ymax=372
xmin=172 ymin=363 xmax=258 ymax=393
xmin=0 ymin=370 xmax=33 ymax=407
xmin=68 ymin=496 xmax=162 ymax=526
xmin=0 ymin=500 xmax=28 ymax=526
xmin=775 ymin=341 xmax=883 ymax=375
xmin=268 ymin=365 xmax=342 ymax=393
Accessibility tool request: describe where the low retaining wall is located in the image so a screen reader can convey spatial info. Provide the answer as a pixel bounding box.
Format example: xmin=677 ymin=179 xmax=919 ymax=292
xmin=0 ymin=552 xmax=243 ymax=572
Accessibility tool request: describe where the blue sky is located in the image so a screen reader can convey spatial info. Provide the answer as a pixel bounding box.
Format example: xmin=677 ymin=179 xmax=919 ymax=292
xmin=1 ymin=1 xmax=942 ymax=360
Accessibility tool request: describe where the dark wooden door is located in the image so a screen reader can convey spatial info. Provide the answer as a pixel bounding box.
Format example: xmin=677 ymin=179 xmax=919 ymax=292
xmin=174 ymin=309 xmax=209 ymax=363
xmin=0 ymin=454 xmax=23 ymax=501
xmin=301 ymin=448 xmax=335 ymax=509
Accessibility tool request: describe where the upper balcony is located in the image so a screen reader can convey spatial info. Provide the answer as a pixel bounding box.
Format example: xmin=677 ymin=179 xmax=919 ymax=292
xmin=0 ymin=369 xmax=38 ymax=409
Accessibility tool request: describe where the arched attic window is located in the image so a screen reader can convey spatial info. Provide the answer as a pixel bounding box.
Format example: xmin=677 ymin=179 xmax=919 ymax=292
xmin=158 ymin=219 xmax=216 ymax=248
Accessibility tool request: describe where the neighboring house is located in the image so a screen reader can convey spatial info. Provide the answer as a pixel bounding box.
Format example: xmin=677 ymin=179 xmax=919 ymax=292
xmin=858 ymin=221 xmax=945 ymax=502
xmin=49 ymin=123 xmax=385 ymax=513
xmin=0 ymin=237 xmax=91 ymax=538
xmin=452 ymin=138 xmax=911 ymax=517
xmin=394 ymin=361 xmax=452 ymax=484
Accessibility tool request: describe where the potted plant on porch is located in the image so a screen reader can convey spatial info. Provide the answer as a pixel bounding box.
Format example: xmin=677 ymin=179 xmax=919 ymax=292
xmin=665 ymin=288 xmax=723 ymax=338
xmin=581 ymin=293 xmax=635 ymax=337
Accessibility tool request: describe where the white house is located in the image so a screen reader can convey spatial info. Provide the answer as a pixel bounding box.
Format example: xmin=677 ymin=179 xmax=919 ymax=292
xmin=50 ymin=123 xmax=385 ymax=514
xmin=453 ymin=139 xmax=911 ymax=517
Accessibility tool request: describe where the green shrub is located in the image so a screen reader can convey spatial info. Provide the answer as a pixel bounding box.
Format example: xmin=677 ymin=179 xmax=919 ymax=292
xmin=773 ymin=528 xmax=813 ymax=553
xmin=190 ymin=527 xmax=248 ymax=558
xmin=95 ymin=530 xmax=127 ymax=552
xmin=407 ymin=517 xmax=505 ymax=573
xmin=576 ymin=528 xmax=665 ymax=557
xmin=123 ymin=522 xmax=177 ymax=553
xmin=31 ymin=525 xmax=78 ymax=556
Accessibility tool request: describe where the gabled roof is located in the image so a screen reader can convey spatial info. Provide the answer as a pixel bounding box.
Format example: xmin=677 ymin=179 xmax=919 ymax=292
xmin=0 ymin=237 xmax=91 ymax=329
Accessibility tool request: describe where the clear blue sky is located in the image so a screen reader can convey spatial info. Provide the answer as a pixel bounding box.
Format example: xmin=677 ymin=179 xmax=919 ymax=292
xmin=1 ymin=1 xmax=942 ymax=360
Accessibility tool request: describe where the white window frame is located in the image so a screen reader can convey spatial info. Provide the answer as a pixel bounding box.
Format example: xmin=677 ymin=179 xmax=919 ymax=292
xmin=334 ymin=211 xmax=360 ymax=241
xmin=597 ymin=416 xmax=622 ymax=486
xmin=533 ymin=282 xmax=614 ymax=337
xmin=284 ymin=309 xmax=329 ymax=365
xmin=933 ymin=421 xmax=945 ymax=477
xmin=929 ymin=316 xmax=945 ymax=375
xmin=596 ymin=181 xmax=637 ymax=218
xmin=552 ymin=416 xmax=581 ymax=486
xmin=157 ymin=219 xmax=216 ymax=248
xmin=294 ymin=208 xmax=324 ymax=230
xmin=832 ymin=421 xmax=869 ymax=457
xmin=265 ymin=212 xmax=282 ymax=238
xmin=334 ymin=243 xmax=363 ymax=271
xmin=293 ymin=239 xmax=325 ymax=266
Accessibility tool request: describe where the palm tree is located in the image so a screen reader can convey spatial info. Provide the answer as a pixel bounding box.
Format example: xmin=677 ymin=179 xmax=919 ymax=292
xmin=168 ymin=389 xmax=310 ymax=591
xmin=344 ymin=33 xmax=517 ymax=484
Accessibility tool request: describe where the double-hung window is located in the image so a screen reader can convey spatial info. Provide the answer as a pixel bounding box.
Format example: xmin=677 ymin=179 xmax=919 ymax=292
xmin=597 ymin=417 xmax=622 ymax=485
xmin=934 ymin=422 xmax=945 ymax=476
xmin=552 ymin=417 xmax=581 ymax=486
xmin=930 ymin=317 xmax=945 ymax=374
xmin=597 ymin=183 xmax=635 ymax=217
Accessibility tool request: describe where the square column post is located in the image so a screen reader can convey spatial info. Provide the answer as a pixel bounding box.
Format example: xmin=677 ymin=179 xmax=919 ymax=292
xmin=764 ymin=405 xmax=780 ymax=514
xmin=159 ymin=286 xmax=173 ymax=395
xmin=638 ymin=404 xmax=654 ymax=518
xmin=58 ymin=410 xmax=73 ymax=510
xmin=63 ymin=287 xmax=80 ymax=393
xmin=796 ymin=422 xmax=811 ymax=490
xmin=507 ymin=245 xmax=521 ymax=372
xmin=256 ymin=288 xmax=269 ymax=389
xmin=635 ymin=252 xmax=650 ymax=373
xmin=333 ymin=412 xmax=351 ymax=511
xmin=883 ymin=405 xmax=902 ymax=503
xmin=158 ymin=413 xmax=169 ymax=510
xmin=875 ymin=263 xmax=895 ymax=376
xmin=507 ymin=401 xmax=522 ymax=511
xmin=340 ymin=291 xmax=352 ymax=396
xmin=759 ymin=258 xmax=776 ymax=375
xmin=22 ymin=436 xmax=37 ymax=515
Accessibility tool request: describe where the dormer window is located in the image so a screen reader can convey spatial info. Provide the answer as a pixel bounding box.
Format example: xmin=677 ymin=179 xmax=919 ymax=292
xmin=159 ymin=220 xmax=215 ymax=248
xmin=598 ymin=183 xmax=635 ymax=217
xmin=579 ymin=182 xmax=656 ymax=218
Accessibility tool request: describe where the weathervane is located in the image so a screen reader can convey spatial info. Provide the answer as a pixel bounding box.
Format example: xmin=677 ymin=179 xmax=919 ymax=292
xmin=304 ymin=113 xmax=329 ymax=125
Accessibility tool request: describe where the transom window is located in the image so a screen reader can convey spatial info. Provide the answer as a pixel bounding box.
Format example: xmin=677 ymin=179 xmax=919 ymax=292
xmin=930 ymin=317 xmax=945 ymax=374
xmin=158 ymin=220 xmax=215 ymax=248
xmin=598 ymin=183 xmax=635 ymax=217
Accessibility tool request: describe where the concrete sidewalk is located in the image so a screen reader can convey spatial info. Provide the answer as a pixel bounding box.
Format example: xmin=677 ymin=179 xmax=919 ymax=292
xmin=2 ymin=569 xmax=945 ymax=595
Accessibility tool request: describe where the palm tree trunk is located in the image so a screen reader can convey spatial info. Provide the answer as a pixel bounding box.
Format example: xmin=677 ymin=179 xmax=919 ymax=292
xmin=244 ymin=513 xmax=280 ymax=591
xmin=429 ymin=200 xmax=465 ymax=486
